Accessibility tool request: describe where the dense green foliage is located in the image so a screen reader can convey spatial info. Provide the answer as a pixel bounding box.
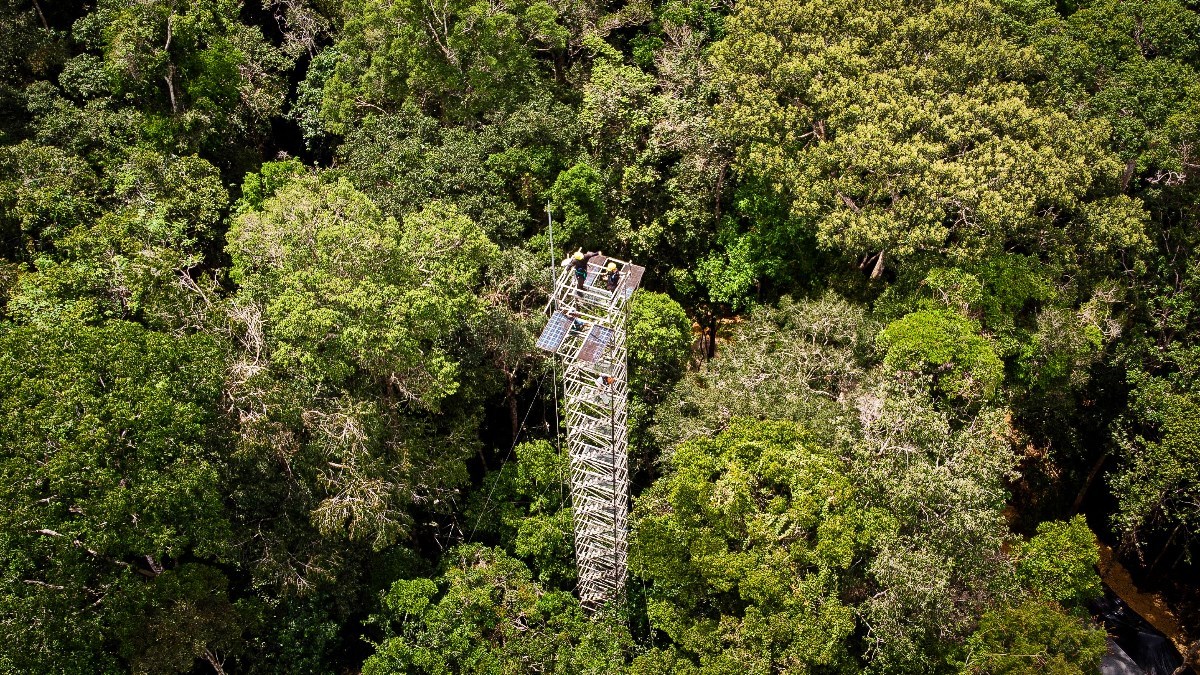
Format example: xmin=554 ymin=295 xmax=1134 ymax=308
xmin=0 ymin=321 xmax=232 ymax=673
xmin=962 ymin=601 xmax=1108 ymax=675
xmin=363 ymin=545 xmax=630 ymax=675
xmin=2 ymin=0 xmax=1197 ymax=671
xmin=631 ymin=420 xmax=869 ymax=672
xmin=1016 ymin=516 xmax=1103 ymax=609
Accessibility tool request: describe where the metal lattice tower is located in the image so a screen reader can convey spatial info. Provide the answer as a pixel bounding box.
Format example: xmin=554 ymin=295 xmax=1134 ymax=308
xmin=536 ymin=255 xmax=644 ymax=611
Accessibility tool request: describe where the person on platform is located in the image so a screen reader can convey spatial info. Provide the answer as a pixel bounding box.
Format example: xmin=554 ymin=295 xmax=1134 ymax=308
xmin=593 ymin=374 xmax=616 ymax=403
xmin=565 ymin=310 xmax=588 ymax=332
xmin=604 ymin=262 xmax=621 ymax=293
xmin=567 ymin=249 xmax=601 ymax=289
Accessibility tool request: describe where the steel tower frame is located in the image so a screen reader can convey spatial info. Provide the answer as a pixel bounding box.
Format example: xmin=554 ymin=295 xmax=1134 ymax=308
xmin=535 ymin=255 xmax=644 ymax=611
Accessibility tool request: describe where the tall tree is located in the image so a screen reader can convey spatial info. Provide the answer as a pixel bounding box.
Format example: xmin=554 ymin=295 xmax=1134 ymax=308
xmin=225 ymin=173 xmax=499 ymax=579
xmin=314 ymin=0 xmax=571 ymax=130
xmin=632 ymin=419 xmax=877 ymax=674
xmin=709 ymin=0 xmax=1146 ymax=284
xmin=0 ymin=321 xmax=237 ymax=673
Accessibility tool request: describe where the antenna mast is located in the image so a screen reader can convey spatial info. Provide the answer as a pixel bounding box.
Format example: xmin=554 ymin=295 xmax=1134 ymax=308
xmin=535 ymin=253 xmax=644 ymax=611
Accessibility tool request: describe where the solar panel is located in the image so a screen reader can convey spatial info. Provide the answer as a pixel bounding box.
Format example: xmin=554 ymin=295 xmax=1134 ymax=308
xmin=536 ymin=312 xmax=573 ymax=352
xmin=618 ymin=264 xmax=645 ymax=299
xmin=586 ymin=256 xmax=607 ymax=286
xmin=577 ymin=325 xmax=614 ymax=362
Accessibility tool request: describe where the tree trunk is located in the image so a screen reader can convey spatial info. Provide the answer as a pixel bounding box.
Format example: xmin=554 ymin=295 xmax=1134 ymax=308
xmin=202 ymin=649 xmax=227 ymax=675
xmin=165 ymin=64 xmax=179 ymax=114
xmin=1070 ymin=451 xmax=1110 ymax=514
xmin=31 ymin=0 xmax=48 ymax=30
xmin=506 ymin=371 xmax=519 ymax=443
xmin=705 ymin=314 xmax=719 ymax=360
xmin=164 ymin=17 xmax=179 ymax=113
xmin=1150 ymin=524 xmax=1183 ymax=571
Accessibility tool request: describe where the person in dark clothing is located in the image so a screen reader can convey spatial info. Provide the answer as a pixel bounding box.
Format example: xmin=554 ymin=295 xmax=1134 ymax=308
xmin=566 ymin=310 xmax=588 ymax=332
xmin=604 ymin=262 xmax=621 ymax=293
xmin=571 ymin=249 xmax=601 ymax=289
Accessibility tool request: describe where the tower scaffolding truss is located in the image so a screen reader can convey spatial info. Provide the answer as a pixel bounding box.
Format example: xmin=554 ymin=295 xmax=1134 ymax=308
xmin=536 ymin=256 xmax=644 ymax=611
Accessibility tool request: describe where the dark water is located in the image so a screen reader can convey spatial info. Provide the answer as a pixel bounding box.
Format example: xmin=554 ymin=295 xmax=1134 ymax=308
xmin=1094 ymin=588 xmax=1185 ymax=675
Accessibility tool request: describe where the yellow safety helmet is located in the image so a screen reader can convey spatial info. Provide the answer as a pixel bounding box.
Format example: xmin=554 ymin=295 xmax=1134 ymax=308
xmin=606 ymin=262 xmax=617 ymax=272
xmin=573 ymin=250 xmax=584 ymax=261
